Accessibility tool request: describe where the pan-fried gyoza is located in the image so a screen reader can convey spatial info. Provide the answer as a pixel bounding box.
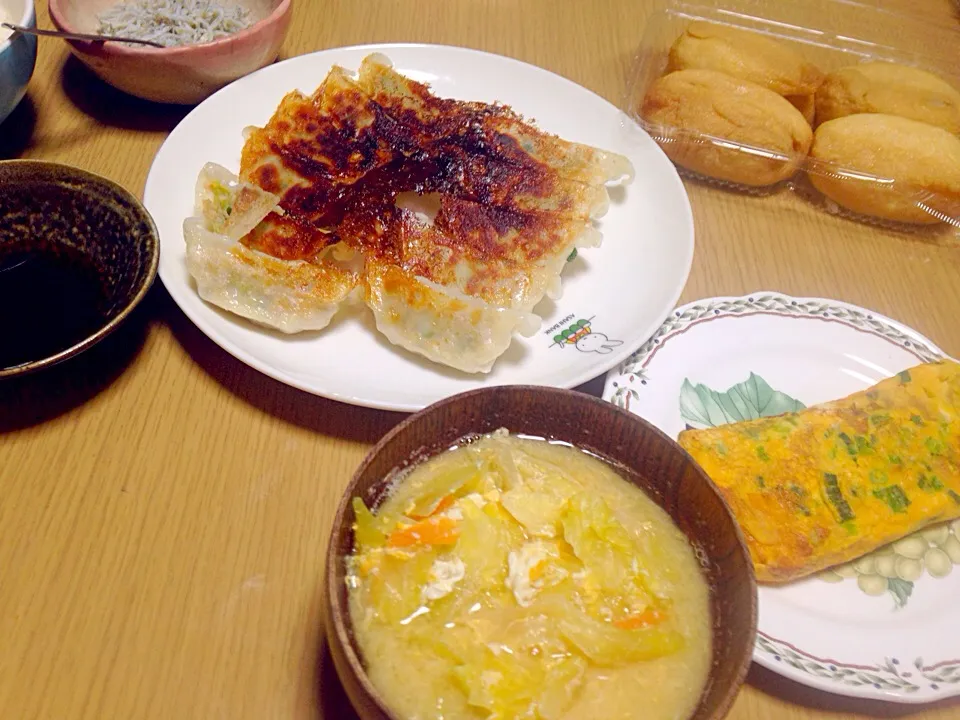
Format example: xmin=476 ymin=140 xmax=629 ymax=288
xmin=182 ymin=54 xmax=634 ymax=373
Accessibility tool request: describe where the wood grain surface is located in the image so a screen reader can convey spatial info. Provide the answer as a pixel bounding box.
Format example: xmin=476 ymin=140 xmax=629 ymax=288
xmin=2 ymin=1 xmax=959 ymax=719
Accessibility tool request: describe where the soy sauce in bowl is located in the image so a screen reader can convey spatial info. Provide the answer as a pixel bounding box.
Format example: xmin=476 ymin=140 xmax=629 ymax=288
xmin=0 ymin=245 xmax=109 ymax=370
xmin=0 ymin=160 xmax=159 ymax=378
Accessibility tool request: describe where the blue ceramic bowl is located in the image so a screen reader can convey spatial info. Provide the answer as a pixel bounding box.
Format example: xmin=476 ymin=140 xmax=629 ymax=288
xmin=0 ymin=0 xmax=37 ymax=126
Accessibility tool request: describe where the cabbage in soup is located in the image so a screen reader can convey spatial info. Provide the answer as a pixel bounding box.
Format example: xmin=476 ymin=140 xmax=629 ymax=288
xmin=347 ymin=431 xmax=712 ymax=720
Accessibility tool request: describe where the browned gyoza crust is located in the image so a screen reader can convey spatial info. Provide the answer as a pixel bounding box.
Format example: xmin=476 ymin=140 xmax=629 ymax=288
xmin=234 ymin=58 xmax=612 ymax=312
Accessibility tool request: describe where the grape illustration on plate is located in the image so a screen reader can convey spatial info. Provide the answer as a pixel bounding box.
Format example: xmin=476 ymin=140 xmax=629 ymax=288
xmin=817 ymin=519 xmax=960 ymax=608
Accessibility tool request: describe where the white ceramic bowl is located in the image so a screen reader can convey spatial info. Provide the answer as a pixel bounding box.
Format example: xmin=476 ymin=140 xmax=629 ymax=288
xmin=0 ymin=0 xmax=37 ymax=125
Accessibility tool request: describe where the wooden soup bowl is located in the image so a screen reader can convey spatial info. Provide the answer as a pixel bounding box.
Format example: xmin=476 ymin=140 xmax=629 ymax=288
xmin=325 ymin=385 xmax=758 ymax=720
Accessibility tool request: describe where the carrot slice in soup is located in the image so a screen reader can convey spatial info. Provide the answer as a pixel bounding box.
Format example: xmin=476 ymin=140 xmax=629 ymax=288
xmin=407 ymin=494 xmax=456 ymax=520
xmin=388 ymin=516 xmax=460 ymax=547
xmin=614 ymin=607 xmax=667 ymax=630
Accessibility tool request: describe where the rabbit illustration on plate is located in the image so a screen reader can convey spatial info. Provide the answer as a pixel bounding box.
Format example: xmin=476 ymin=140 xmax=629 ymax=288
xmin=575 ymin=331 xmax=623 ymax=354
xmin=550 ymin=316 xmax=623 ymax=354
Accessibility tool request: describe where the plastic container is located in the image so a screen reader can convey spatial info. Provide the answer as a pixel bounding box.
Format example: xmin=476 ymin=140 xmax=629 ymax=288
xmin=623 ymin=0 xmax=960 ymax=237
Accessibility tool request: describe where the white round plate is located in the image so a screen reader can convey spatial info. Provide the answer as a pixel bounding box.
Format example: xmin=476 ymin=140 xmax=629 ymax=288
xmin=603 ymin=291 xmax=960 ymax=704
xmin=144 ymin=43 xmax=693 ymax=412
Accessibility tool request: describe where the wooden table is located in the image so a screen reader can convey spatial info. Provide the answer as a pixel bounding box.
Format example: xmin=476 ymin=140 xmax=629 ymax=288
xmin=2 ymin=1 xmax=959 ymax=718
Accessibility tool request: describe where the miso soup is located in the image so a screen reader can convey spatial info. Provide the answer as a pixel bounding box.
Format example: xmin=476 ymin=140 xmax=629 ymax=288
xmin=347 ymin=430 xmax=711 ymax=720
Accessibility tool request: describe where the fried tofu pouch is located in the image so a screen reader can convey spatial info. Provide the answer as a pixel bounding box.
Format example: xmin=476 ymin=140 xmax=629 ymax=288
xmin=678 ymin=360 xmax=960 ymax=583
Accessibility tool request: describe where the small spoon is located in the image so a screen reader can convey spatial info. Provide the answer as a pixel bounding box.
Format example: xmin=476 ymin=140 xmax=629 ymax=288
xmin=2 ymin=22 xmax=166 ymax=48
xmin=0 ymin=254 xmax=32 ymax=275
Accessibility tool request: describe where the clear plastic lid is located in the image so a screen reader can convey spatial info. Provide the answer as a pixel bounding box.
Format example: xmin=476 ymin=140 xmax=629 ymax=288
xmin=623 ymin=0 xmax=960 ymax=235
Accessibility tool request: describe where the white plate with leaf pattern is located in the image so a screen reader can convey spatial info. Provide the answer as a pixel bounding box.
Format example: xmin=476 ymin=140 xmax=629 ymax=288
xmin=145 ymin=43 xmax=694 ymax=412
xmin=602 ymin=291 xmax=960 ymax=704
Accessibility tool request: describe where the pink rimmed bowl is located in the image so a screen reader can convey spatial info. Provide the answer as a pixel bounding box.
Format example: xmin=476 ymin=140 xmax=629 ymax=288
xmin=48 ymin=0 xmax=292 ymax=104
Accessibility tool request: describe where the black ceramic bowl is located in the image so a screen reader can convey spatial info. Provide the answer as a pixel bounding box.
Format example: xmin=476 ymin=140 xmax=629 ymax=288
xmin=0 ymin=160 xmax=159 ymax=377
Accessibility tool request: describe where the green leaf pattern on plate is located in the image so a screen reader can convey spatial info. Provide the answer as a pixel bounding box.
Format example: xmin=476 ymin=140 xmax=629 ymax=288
xmin=679 ymin=373 xmax=805 ymax=429
xmin=756 ymin=633 xmax=960 ymax=692
xmin=887 ymin=577 xmax=914 ymax=608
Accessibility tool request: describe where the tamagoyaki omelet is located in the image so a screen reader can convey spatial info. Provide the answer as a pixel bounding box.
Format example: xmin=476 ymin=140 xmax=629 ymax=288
xmin=679 ymin=360 xmax=960 ymax=583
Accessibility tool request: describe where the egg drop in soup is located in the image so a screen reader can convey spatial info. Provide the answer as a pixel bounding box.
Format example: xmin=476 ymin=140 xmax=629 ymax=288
xmin=346 ymin=431 xmax=712 ymax=720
